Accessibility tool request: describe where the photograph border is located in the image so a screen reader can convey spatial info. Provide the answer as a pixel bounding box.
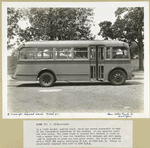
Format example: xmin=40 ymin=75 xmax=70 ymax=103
xmin=2 ymin=1 xmax=149 ymax=119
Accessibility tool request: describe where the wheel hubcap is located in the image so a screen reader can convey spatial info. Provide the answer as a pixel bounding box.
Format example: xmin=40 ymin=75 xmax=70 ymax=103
xmin=43 ymin=75 xmax=51 ymax=84
xmin=113 ymin=73 xmax=123 ymax=82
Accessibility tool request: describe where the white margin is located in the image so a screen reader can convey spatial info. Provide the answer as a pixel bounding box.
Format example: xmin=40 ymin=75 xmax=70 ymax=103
xmin=2 ymin=1 xmax=150 ymax=119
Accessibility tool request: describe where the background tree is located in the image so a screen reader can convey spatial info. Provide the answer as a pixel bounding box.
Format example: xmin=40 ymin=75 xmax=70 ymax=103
xmin=98 ymin=21 xmax=114 ymax=40
xmin=7 ymin=8 xmax=22 ymax=48
xmin=7 ymin=8 xmax=29 ymax=50
xmin=98 ymin=7 xmax=144 ymax=70
xmin=7 ymin=7 xmax=94 ymax=55
xmin=16 ymin=8 xmax=94 ymax=42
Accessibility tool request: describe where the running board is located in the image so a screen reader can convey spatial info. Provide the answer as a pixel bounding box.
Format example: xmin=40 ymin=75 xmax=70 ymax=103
xmin=90 ymin=79 xmax=104 ymax=82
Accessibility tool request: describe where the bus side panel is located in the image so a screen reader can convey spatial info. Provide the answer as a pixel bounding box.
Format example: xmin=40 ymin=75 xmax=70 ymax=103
xmin=15 ymin=64 xmax=38 ymax=81
xmin=103 ymin=60 xmax=132 ymax=81
xmin=55 ymin=65 xmax=89 ymax=81
xmin=15 ymin=61 xmax=90 ymax=81
xmin=16 ymin=75 xmax=37 ymax=81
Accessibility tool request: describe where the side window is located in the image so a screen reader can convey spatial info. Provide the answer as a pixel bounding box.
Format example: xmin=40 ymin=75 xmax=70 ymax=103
xmin=90 ymin=47 xmax=96 ymax=60
xmin=100 ymin=47 xmax=104 ymax=60
xmin=55 ymin=48 xmax=72 ymax=59
xmin=74 ymin=47 xmax=88 ymax=59
xmin=98 ymin=46 xmax=104 ymax=60
xmin=19 ymin=48 xmax=36 ymax=60
xmin=106 ymin=47 xmax=111 ymax=59
xmin=37 ymin=48 xmax=53 ymax=59
xmin=112 ymin=47 xmax=129 ymax=59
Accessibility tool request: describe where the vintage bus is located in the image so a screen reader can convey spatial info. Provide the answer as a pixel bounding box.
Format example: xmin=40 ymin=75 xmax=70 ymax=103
xmin=12 ymin=40 xmax=133 ymax=86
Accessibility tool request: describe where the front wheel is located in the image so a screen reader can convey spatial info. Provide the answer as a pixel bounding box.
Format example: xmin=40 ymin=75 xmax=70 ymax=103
xmin=39 ymin=72 xmax=54 ymax=87
xmin=109 ymin=69 xmax=126 ymax=85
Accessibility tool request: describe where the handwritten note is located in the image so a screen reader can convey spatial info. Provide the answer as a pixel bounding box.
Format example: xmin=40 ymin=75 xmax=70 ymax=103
xmin=107 ymin=113 xmax=133 ymax=118
xmin=7 ymin=112 xmax=59 ymax=117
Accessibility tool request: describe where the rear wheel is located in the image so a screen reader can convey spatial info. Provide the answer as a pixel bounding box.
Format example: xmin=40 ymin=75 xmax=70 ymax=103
xmin=39 ymin=72 xmax=54 ymax=87
xmin=109 ymin=69 xmax=126 ymax=85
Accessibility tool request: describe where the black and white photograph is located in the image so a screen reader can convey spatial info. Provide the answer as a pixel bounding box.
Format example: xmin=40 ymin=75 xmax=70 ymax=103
xmin=2 ymin=2 xmax=149 ymax=118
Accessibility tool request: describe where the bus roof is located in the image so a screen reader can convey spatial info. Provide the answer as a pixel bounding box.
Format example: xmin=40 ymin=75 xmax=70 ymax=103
xmin=19 ymin=40 xmax=129 ymax=49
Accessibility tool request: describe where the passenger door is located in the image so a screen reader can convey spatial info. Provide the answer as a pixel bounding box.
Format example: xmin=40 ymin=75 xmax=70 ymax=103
xmin=90 ymin=46 xmax=105 ymax=81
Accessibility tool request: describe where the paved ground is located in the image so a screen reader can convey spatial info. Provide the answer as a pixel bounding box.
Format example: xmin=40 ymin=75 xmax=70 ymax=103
xmin=6 ymin=71 xmax=144 ymax=114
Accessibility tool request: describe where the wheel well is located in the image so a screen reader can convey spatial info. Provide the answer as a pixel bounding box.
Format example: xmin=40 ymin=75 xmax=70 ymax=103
xmin=37 ymin=69 xmax=57 ymax=82
xmin=108 ymin=68 xmax=127 ymax=81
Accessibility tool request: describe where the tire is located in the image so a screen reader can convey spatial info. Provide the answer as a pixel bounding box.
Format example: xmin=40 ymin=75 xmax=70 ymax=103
xmin=109 ymin=69 xmax=126 ymax=85
xmin=39 ymin=72 xmax=55 ymax=87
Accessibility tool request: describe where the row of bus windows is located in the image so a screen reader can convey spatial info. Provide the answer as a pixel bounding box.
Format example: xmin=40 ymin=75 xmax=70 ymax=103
xmin=19 ymin=47 xmax=129 ymax=60
xmin=19 ymin=47 xmax=88 ymax=60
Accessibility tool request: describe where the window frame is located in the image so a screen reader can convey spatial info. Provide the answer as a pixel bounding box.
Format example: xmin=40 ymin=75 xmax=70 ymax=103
xmin=19 ymin=47 xmax=38 ymax=61
xmin=73 ymin=47 xmax=89 ymax=60
xmin=37 ymin=48 xmax=54 ymax=60
xmin=55 ymin=47 xmax=73 ymax=60
xmin=105 ymin=47 xmax=112 ymax=60
xmin=112 ymin=46 xmax=130 ymax=60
